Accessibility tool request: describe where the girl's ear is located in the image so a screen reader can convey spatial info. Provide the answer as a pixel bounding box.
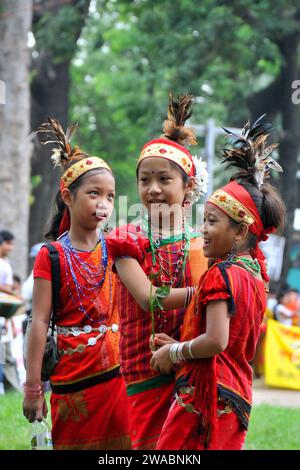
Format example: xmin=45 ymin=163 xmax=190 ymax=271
xmin=184 ymin=177 xmax=196 ymax=206
xmin=61 ymin=188 xmax=73 ymax=208
xmin=186 ymin=176 xmax=195 ymax=191
xmin=234 ymin=222 xmax=249 ymax=241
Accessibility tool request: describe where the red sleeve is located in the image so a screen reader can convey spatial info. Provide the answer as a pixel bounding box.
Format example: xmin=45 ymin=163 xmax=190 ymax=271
xmin=198 ymin=264 xmax=230 ymax=305
xmin=33 ymin=246 xmax=52 ymax=281
xmin=106 ymin=224 xmax=147 ymax=264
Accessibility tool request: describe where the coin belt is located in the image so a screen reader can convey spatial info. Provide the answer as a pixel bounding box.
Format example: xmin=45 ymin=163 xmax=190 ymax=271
xmin=57 ymin=323 xmax=119 ymax=356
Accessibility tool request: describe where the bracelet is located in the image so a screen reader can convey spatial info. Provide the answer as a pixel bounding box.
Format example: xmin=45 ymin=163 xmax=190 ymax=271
xmin=169 ymin=343 xmax=179 ymax=364
xmin=177 ymin=341 xmax=186 ymax=361
xmin=187 ymin=339 xmax=195 ymax=359
xmin=169 ymin=342 xmax=188 ymax=364
xmin=184 ymin=287 xmax=191 ymax=309
xmin=23 ymin=382 xmax=44 ymax=400
xmin=184 ymin=286 xmax=197 ymax=309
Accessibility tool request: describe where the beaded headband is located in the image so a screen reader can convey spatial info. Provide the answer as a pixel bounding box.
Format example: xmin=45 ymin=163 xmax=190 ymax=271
xmin=208 ymin=189 xmax=254 ymax=225
xmin=60 ymin=157 xmax=112 ymax=189
xmin=137 ymin=138 xmax=195 ymax=177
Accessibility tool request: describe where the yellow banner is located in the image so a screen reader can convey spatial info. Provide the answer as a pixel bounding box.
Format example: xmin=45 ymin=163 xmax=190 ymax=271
xmin=265 ymin=319 xmax=300 ymax=390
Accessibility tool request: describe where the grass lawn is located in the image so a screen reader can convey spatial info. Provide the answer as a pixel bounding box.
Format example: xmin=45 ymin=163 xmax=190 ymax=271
xmin=0 ymin=392 xmax=300 ymax=450
xmin=0 ymin=391 xmax=51 ymax=450
xmin=245 ymin=404 xmax=300 ymax=450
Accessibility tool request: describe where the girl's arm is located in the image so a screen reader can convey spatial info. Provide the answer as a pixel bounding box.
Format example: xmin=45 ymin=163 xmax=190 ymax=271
xmin=115 ymin=258 xmax=189 ymax=311
xmin=23 ymin=278 xmax=52 ymax=422
xmin=150 ymin=300 xmax=230 ymax=374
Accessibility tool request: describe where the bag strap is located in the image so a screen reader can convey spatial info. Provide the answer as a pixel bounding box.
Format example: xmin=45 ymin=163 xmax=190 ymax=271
xmin=44 ymin=243 xmax=61 ymax=335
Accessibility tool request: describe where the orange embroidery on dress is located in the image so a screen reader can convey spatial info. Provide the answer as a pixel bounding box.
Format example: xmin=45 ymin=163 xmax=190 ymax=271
xmin=57 ymin=391 xmax=89 ymax=422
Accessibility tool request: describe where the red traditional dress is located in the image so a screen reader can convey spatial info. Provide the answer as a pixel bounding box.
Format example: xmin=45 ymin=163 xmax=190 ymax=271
xmin=107 ymin=223 xmax=207 ymax=449
xmin=157 ymin=259 xmax=266 ymax=450
xmin=34 ymin=233 xmax=131 ymax=450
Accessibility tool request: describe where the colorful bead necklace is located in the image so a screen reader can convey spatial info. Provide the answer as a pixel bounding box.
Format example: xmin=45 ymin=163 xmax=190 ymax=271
xmin=232 ymin=255 xmax=261 ymax=276
xmin=144 ymin=214 xmax=191 ymax=287
xmin=59 ymin=231 xmax=109 ymax=323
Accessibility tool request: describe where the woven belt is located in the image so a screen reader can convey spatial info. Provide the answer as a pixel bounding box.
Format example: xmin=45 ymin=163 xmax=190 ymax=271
xmin=57 ymin=323 xmax=119 ymax=356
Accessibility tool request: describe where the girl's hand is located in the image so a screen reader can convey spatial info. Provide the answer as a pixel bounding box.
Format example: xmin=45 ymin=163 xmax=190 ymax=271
xmin=150 ymin=343 xmax=176 ymax=375
xmin=149 ymin=333 xmax=176 ymax=351
xmin=23 ymin=396 xmax=48 ymax=423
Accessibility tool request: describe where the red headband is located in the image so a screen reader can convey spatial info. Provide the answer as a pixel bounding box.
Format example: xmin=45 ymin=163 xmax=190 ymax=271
xmin=209 ymin=180 xmax=275 ymax=281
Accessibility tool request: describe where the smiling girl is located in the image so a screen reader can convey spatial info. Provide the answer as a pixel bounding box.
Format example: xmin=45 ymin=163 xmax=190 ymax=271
xmin=107 ymin=94 xmax=208 ymax=449
xmin=152 ymin=115 xmax=286 ymax=450
xmin=22 ymin=118 xmax=131 ymax=450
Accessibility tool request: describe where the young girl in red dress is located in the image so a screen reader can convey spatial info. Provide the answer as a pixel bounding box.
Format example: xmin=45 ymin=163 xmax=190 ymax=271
xmin=151 ymin=115 xmax=286 ymax=450
xmin=23 ymin=118 xmax=131 ymax=450
xmin=107 ymin=94 xmax=208 ymax=449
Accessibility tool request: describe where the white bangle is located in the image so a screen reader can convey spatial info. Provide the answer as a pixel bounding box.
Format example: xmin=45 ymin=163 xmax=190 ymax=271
xmin=177 ymin=341 xmax=186 ymax=362
xmin=176 ymin=342 xmax=185 ymax=362
xmin=187 ymin=339 xmax=195 ymax=359
xmin=169 ymin=343 xmax=179 ymax=364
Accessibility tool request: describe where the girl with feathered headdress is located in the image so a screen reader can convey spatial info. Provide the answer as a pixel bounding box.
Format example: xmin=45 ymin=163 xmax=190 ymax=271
xmin=23 ymin=118 xmax=131 ymax=450
xmin=151 ymin=115 xmax=286 ymax=450
xmin=107 ymin=93 xmax=209 ymax=450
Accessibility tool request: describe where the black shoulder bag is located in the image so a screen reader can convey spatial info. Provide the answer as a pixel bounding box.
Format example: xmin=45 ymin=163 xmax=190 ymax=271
xmin=24 ymin=243 xmax=60 ymax=381
xmin=41 ymin=243 xmax=60 ymax=381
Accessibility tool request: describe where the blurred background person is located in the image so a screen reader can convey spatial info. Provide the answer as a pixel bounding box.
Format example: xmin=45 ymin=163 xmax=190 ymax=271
xmin=21 ymin=243 xmax=43 ymax=336
xmin=0 ymin=230 xmax=22 ymax=392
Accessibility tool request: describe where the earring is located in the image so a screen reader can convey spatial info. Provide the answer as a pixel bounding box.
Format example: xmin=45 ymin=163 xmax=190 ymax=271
xmin=183 ymin=199 xmax=192 ymax=226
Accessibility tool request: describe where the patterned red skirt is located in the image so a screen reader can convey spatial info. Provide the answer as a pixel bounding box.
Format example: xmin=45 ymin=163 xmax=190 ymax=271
xmin=51 ymin=376 xmax=131 ymax=450
xmin=157 ymin=396 xmax=247 ymax=450
xmin=127 ymin=381 xmax=174 ymax=450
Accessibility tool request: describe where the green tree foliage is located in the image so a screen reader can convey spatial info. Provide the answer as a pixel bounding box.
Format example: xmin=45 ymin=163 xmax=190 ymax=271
xmin=70 ymin=0 xmax=285 ymax=203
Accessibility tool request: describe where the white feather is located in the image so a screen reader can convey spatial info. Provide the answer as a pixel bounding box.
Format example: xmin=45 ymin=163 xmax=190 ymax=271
xmin=51 ymin=148 xmax=63 ymax=167
xmin=186 ymin=156 xmax=209 ymax=204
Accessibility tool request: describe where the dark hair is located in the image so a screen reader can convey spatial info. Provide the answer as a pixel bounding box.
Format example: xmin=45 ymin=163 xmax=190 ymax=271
xmin=0 ymin=230 xmax=14 ymax=242
xmin=45 ymin=166 xmax=113 ymax=241
xmin=229 ymin=178 xmax=286 ymax=250
xmin=276 ymin=288 xmax=289 ymax=303
xmin=13 ymin=274 xmax=21 ymax=284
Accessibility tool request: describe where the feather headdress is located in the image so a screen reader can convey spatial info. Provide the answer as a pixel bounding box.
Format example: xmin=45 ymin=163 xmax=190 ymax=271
xmin=138 ymin=93 xmax=208 ymax=203
xmin=222 ymin=114 xmax=282 ymax=188
xmin=163 ymin=93 xmax=197 ymax=146
xmin=37 ymin=117 xmax=87 ymax=168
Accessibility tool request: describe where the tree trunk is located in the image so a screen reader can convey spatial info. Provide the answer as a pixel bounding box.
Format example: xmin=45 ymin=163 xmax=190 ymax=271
xmin=29 ymin=58 xmax=70 ymax=245
xmin=247 ymin=37 xmax=300 ymax=289
xmin=29 ymin=0 xmax=90 ymax=248
xmin=0 ymin=0 xmax=32 ymax=280
xmin=276 ymin=36 xmax=300 ymax=288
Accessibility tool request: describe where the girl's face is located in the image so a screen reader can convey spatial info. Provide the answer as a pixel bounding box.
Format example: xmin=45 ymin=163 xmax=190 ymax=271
xmin=66 ymin=171 xmax=115 ymax=230
xmin=203 ymin=202 xmax=239 ymax=259
xmin=137 ymin=157 xmax=189 ymax=223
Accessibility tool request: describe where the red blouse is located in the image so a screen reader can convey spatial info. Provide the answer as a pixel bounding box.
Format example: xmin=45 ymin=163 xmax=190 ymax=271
xmin=179 ymin=261 xmax=266 ymax=405
xmin=107 ymin=223 xmax=207 ymax=390
xmin=34 ymin=241 xmax=120 ymax=388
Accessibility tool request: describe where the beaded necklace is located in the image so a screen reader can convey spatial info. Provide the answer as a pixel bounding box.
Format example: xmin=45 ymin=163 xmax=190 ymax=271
xmin=232 ymin=255 xmax=261 ymax=276
xmin=59 ymin=231 xmax=109 ymax=323
xmin=144 ymin=215 xmax=191 ymax=287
